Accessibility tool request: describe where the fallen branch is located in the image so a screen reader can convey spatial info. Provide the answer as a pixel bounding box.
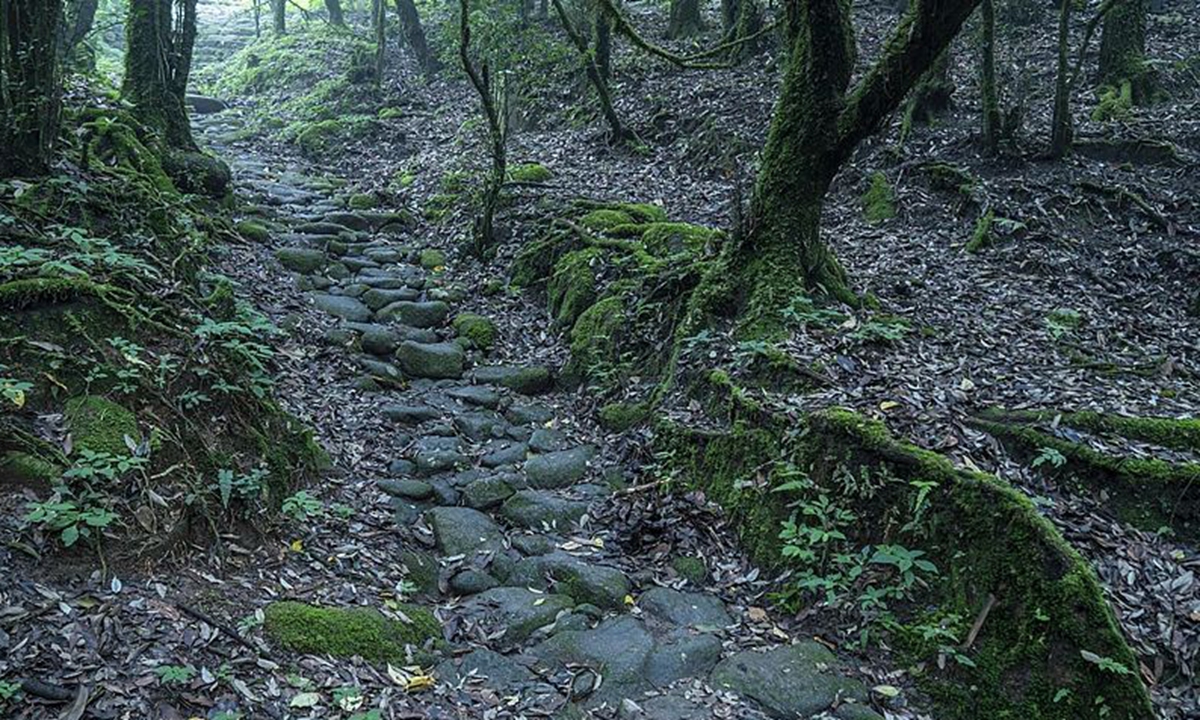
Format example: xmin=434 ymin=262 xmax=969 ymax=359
xmin=963 ymin=592 xmax=997 ymax=649
xmin=596 ymin=0 xmax=774 ymax=70
xmin=176 ymin=602 xmax=261 ymax=653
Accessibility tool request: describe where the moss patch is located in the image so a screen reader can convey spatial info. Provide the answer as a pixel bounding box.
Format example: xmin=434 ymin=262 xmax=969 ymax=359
xmin=264 ymin=601 xmax=442 ymax=663
xmin=236 ymin=220 xmax=271 ymax=243
xmin=861 ymin=171 xmax=896 ymax=224
xmin=510 ymin=163 xmax=553 ymax=182
xmin=419 ymin=248 xmax=447 ymax=270
xmin=64 ymin=395 xmax=140 ymax=457
xmin=563 ymin=295 xmax=626 ymax=389
xmin=548 ymin=248 xmax=602 ymax=328
xmin=580 ymin=209 xmax=634 ymax=232
xmin=640 ymin=222 xmax=720 ymax=256
xmin=598 ymin=401 xmax=649 ymax=431
xmin=452 ymin=313 xmax=498 ymax=351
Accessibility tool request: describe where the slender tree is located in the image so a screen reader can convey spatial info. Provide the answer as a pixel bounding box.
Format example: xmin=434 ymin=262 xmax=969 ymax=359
xmin=667 ymin=0 xmax=703 ymax=39
xmin=124 ymin=0 xmax=198 ymax=150
xmin=271 ymin=0 xmax=285 ymax=34
xmin=372 ymin=0 xmax=385 ymax=81
xmin=0 ymin=0 xmax=64 ymax=177
xmin=979 ymin=0 xmax=1000 ymax=153
xmin=1049 ymin=0 xmax=1072 ymax=156
xmin=593 ymin=0 xmax=612 ymax=81
xmin=715 ymin=0 xmax=983 ymax=333
xmin=325 ymin=0 xmax=345 ymax=24
xmin=62 ymin=0 xmax=99 ymax=58
xmin=393 ymin=0 xmax=440 ymax=76
xmin=459 ymin=0 xmax=507 ymax=254
xmin=552 ymin=0 xmax=626 ymax=140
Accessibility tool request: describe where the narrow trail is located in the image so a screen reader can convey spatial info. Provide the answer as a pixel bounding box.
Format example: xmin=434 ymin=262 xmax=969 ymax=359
xmin=187 ymin=77 xmax=897 ymax=720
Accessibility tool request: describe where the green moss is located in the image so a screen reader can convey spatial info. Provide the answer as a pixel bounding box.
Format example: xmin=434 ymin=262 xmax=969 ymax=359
xmin=378 ymin=107 xmax=405 ymax=119
xmin=400 ymin=549 xmax=440 ymax=596
xmin=670 ymin=555 xmax=707 ymax=584
xmin=510 ymin=228 xmax=581 ymax=288
xmin=641 ymin=222 xmax=720 ymax=256
xmin=563 ymin=295 xmax=626 ymax=389
xmin=980 ymin=409 xmax=1200 ymax=453
xmin=291 ymin=115 xmax=376 ymax=156
xmin=419 ymin=248 xmax=447 ymax=270
xmin=509 ymin=163 xmax=553 ymax=182
xmin=236 ymin=220 xmax=271 ymax=243
xmin=919 ymin=162 xmax=978 ymax=197
xmin=423 ymin=193 xmax=458 ymax=221
xmin=1093 ymin=80 xmax=1134 ymax=122
xmin=656 ymin=400 xmax=1153 ymax=720
xmin=615 ymin=203 xmax=669 ymax=224
xmin=348 ymin=193 xmax=376 ymax=209
xmin=0 ymin=277 xmax=104 ymax=310
xmin=64 ymin=395 xmax=139 ymax=457
xmin=861 ymin=171 xmax=896 ymax=224
xmin=580 ymin=209 xmax=634 ymax=232
xmin=548 ymin=248 xmax=602 ymax=328
xmin=263 ymin=601 xmax=442 ymax=663
xmin=965 ymin=209 xmax=995 ymax=253
xmin=452 ymin=313 xmax=498 ymax=351
xmin=0 ymin=451 xmax=63 ymax=486
xmin=81 ymin=111 xmax=175 ymax=194
xmin=598 ymin=401 xmax=650 ymax=431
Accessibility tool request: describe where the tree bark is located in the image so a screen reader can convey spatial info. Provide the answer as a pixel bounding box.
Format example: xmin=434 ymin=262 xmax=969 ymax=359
xmin=459 ymin=0 xmax=507 ymax=254
xmin=726 ymin=0 xmax=982 ymax=335
xmin=124 ymin=0 xmax=197 ymax=151
xmin=1049 ymin=0 xmax=1072 ymax=156
xmin=324 ymin=0 xmax=344 ymax=25
xmin=552 ymin=0 xmax=625 ymax=140
xmin=593 ymin=0 xmax=611 ymax=81
xmin=0 ymin=0 xmax=63 ymax=177
xmin=63 ymin=0 xmax=98 ymax=56
xmin=393 ymin=0 xmax=440 ymax=76
xmin=271 ymin=0 xmax=285 ymax=34
xmin=372 ymin=0 xmax=385 ymax=81
xmin=979 ymin=0 xmax=1000 ymax=153
xmin=667 ymin=0 xmax=702 ymax=39
xmin=1098 ymin=0 xmax=1150 ymax=101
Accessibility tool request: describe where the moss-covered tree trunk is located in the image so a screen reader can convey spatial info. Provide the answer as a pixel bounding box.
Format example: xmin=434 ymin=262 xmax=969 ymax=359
xmin=979 ymin=0 xmax=1000 ymax=153
xmin=1098 ymin=0 xmax=1150 ymax=101
xmin=720 ymin=0 xmax=983 ymax=336
xmin=62 ymin=0 xmax=99 ymax=57
xmin=393 ymin=0 xmax=440 ymax=76
xmin=1049 ymin=0 xmax=1072 ymax=156
xmin=593 ymin=0 xmax=612 ymax=81
xmin=372 ymin=0 xmax=385 ymax=81
xmin=325 ymin=0 xmax=345 ymax=25
xmin=271 ymin=0 xmax=285 ymax=34
xmin=0 ymin=0 xmax=63 ymax=177
xmin=667 ymin=0 xmax=702 ymax=39
xmin=124 ymin=0 xmax=197 ymax=151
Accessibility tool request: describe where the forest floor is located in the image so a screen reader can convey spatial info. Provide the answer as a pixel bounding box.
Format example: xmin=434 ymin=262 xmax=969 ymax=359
xmin=1 ymin=0 xmax=1199 ymax=718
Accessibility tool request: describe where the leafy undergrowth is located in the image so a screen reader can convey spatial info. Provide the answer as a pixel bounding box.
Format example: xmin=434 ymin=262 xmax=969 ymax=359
xmin=0 ymin=85 xmax=326 ymax=562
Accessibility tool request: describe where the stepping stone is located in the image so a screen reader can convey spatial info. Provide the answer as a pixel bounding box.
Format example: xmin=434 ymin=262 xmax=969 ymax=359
xmin=376 ymin=300 xmax=450 ymax=328
xmin=312 ymin=294 xmax=371 ymax=322
xmin=322 ymin=211 xmax=372 ymax=231
xmin=387 ymin=459 xmax=417 ymax=476
xmin=645 ymin=633 xmax=723 ymax=687
xmin=481 ymin=441 xmax=527 ymax=468
xmin=511 ymin=533 xmax=557 ymax=556
xmin=294 ymin=221 xmax=353 ymax=236
xmin=449 ymin=569 xmax=499 ymax=595
xmin=709 ymin=643 xmax=870 ymax=719
xmin=500 ymin=490 xmax=588 ymax=530
xmin=506 ymin=403 xmax=555 ymax=425
xmin=426 ymin=506 xmax=507 ymax=557
xmin=467 ymin=587 xmax=575 ymax=647
xmin=357 ymin=357 xmax=403 ymax=385
xmin=413 ymin=436 xmax=468 ymax=475
xmin=383 ymin=404 xmax=440 ymax=425
xmin=434 ymin=648 xmax=535 ymax=689
xmin=507 ymin=552 xmax=630 ymax=609
xmin=363 ymin=287 xmax=420 ymax=310
xmin=474 ymin=366 xmax=554 ymax=395
xmin=462 ymin=474 xmax=516 ymax=510
xmin=378 ymin=478 xmax=433 ymax=501
xmin=447 ymin=385 xmax=502 ymax=409
xmin=638 ymin=588 xmax=732 ymax=631
xmin=525 ymin=446 xmax=593 ymax=489
xmin=532 ymin=616 xmax=654 ymax=707
xmin=341 ymin=256 xmax=379 ymax=272
xmin=360 ymin=326 xmax=400 ymax=355
xmin=396 ymin=341 xmax=465 ymax=380
xmin=275 ymin=247 xmax=326 ymax=273
xmin=529 ymin=428 xmax=566 ymax=453
xmin=454 ymin=411 xmax=507 ymax=441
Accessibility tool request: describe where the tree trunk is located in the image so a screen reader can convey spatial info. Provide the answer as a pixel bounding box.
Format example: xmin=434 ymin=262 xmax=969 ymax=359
xmin=325 ymin=0 xmax=345 ymax=24
xmin=593 ymin=0 xmax=611 ymax=81
xmin=725 ymin=0 xmax=981 ymax=336
xmin=667 ymin=0 xmax=702 ymax=39
xmin=0 ymin=0 xmax=64 ymax=177
xmin=979 ymin=0 xmax=1000 ymax=153
xmin=63 ymin=0 xmax=99 ymax=56
xmin=552 ymin=0 xmax=625 ymax=140
xmin=124 ymin=0 xmax=196 ymax=151
xmin=1098 ymin=0 xmax=1150 ymax=101
xmin=372 ymin=0 xmax=385 ymax=81
xmin=903 ymin=50 xmax=954 ymax=133
xmin=1049 ymin=0 xmax=1072 ymax=156
xmin=271 ymin=0 xmax=285 ymax=34
xmin=393 ymin=0 xmax=440 ymax=76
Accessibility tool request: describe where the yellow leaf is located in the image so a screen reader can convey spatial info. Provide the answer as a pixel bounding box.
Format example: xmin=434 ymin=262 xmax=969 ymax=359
xmin=623 ymin=594 xmax=635 ymax=606
xmin=879 ymin=400 xmax=900 ymax=411
xmin=533 ymin=598 xmax=546 ymax=606
xmin=405 ymin=674 xmax=435 ymax=692
xmin=10 ymin=389 xmax=25 ymax=408
xmin=290 ymin=539 xmax=303 ymax=552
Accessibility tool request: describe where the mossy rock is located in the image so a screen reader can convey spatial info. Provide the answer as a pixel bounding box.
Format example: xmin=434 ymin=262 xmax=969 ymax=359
xmin=236 ymin=220 xmax=271 ymax=243
xmin=598 ymin=401 xmax=650 ymax=432
xmin=510 ymin=229 xmax=581 ymax=288
xmin=348 ymin=193 xmax=376 ymax=209
xmin=419 ymin=248 xmax=447 ymax=270
xmin=0 ymin=451 xmax=63 ymax=488
xmin=548 ymin=248 xmax=601 ymax=328
xmin=162 ymin=150 xmax=232 ymax=199
xmin=580 ymin=209 xmax=634 ymax=233
xmin=861 ymin=171 xmax=895 ymax=224
xmin=670 ymin=555 xmax=707 ymax=584
xmin=451 ymin=313 xmax=498 ymax=351
xmin=263 ymin=601 xmax=442 ymax=663
xmin=640 ymin=222 xmax=720 ymax=256
xmin=657 ymin=400 xmax=1154 ymax=720
xmin=64 ymin=395 xmax=139 ymax=457
xmin=562 ymin=295 xmax=626 ymax=389
xmin=509 ymin=163 xmax=553 ymax=182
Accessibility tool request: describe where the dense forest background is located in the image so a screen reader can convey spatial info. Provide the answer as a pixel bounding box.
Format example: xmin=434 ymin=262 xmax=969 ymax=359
xmin=0 ymin=0 xmax=1197 ymax=718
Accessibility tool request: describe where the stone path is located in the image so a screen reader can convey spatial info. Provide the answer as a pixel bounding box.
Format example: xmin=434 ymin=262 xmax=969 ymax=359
xmin=191 ymin=107 xmax=888 ymax=720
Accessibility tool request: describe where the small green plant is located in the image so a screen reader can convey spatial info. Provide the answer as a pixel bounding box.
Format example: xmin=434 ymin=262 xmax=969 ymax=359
xmin=0 ymin=679 xmax=20 ymax=700
xmin=216 ymin=467 xmax=268 ymax=509
xmin=62 ymin=449 xmax=147 ymax=482
xmin=154 ymin=664 xmax=197 ymax=685
xmin=849 ymin=316 xmax=910 ymax=344
xmin=1080 ymin=650 xmax=1133 ymax=675
xmin=1092 ymin=80 xmax=1133 ymax=121
xmin=1031 ymin=446 xmax=1067 ymax=469
xmin=861 ymin=171 xmax=896 ymax=224
xmin=782 ymin=294 xmax=847 ymax=329
xmin=238 ymin=609 xmax=265 ymax=634
xmin=965 ymin=209 xmax=995 ymax=253
xmin=24 ymin=494 xmax=119 ymax=547
xmin=0 ymin=364 xmax=32 ymax=407
xmin=1045 ymin=308 xmax=1082 ymax=339
xmin=282 ymin=491 xmax=323 ymax=521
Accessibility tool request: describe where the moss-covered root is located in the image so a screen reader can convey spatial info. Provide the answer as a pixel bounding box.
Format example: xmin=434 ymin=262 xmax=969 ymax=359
xmin=263 ymin=601 xmax=442 ymax=664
